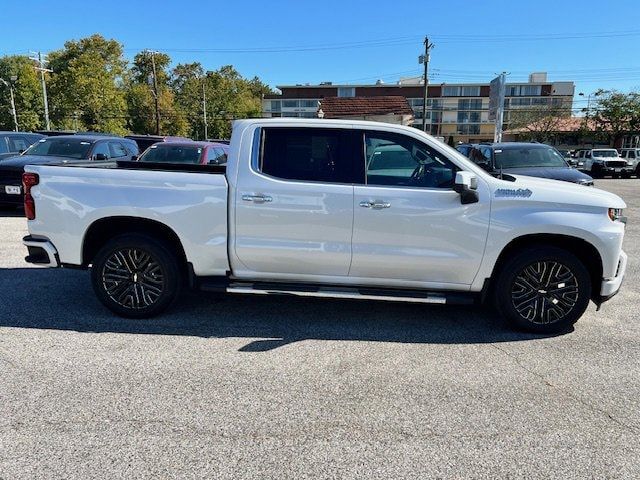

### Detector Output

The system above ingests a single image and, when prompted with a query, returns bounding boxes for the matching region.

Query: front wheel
[90,234,182,318]
[494,246,591,333]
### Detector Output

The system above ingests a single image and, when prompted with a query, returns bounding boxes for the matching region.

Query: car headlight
[627,161,634,166]
[608,208,626,223]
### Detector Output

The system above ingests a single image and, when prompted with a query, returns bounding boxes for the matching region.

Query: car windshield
[23,138,93,159]
[494,147,567,168]
[139,144,202,164]
[592,150,618,157]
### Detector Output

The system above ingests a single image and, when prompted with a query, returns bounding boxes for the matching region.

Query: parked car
[457,142,594,186]
[0,135,138,207]
[0,131,45,160]
[579,148,628,178]
[619,148,640,177]
[137,141,229,165]
[21,119,627,334]
[124,134,192,154]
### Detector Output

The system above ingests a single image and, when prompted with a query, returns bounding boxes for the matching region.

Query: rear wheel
[494,246,591,333]
[90,234,182,318]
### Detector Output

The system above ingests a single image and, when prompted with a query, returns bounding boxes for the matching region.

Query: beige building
[262,72,575,143]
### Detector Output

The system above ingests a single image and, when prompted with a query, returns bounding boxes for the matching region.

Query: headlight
[627,161,634,166]
[608,208,626,223]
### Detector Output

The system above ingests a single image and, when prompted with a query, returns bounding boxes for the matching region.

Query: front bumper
[600,250,627,300]
[23,235,60,267]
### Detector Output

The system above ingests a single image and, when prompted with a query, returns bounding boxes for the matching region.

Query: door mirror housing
[453,171,479,204]
[94,153,108,161]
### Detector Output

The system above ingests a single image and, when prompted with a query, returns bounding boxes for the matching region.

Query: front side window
[139,144,203,164]
[364,131,457,189]
[207,146,227,164]
[108,142,128,158]
[92,142,110,159]
[260,128,354,183]
[7,136,30,152]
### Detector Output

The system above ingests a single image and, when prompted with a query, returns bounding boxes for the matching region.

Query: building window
[457,111,481,124]
[428,99,442,108]
[283,100,299,108]
[552,98,563,106]
[457,124,480,135]
[458,99,482,110]
[506,85,542,96]
[338,87,355,97]
[300,99,319,108]
[461,86,480,96]
[270,100,281,112]
[443,86,459,97]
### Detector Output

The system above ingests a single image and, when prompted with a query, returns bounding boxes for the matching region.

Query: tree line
[0,34,272,139]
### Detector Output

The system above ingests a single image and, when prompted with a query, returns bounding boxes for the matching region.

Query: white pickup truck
[22,119,627,333]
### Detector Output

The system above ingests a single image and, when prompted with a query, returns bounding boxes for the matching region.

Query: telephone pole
[202,76,208,140]
[419,36,434,132]
[30,52,52,130]
[145,50,161,135]
[0,76,18,131]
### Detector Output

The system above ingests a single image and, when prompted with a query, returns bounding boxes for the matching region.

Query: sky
[2,0,640,114]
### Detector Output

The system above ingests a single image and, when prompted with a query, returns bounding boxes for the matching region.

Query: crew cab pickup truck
[22,119,628,333]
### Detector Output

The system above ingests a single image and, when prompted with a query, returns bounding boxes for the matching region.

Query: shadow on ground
[0,267,564,350]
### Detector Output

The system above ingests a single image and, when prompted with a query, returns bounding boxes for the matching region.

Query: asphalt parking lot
[1,179,639,479]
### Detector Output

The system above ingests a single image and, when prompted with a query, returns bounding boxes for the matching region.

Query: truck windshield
[139,144,202,164]
[592,150,618,157]
[23,138,92,159]
[494,147,567,168]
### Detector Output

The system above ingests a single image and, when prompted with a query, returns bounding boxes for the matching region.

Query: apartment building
[262,73,575,143]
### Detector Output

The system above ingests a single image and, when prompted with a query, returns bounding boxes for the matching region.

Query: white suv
[619,148,640,177]
[581,148,628,178]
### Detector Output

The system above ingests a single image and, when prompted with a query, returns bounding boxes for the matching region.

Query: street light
[0,76,19,132]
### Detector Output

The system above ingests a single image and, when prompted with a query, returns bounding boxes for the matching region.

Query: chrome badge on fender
[495,188,533,198]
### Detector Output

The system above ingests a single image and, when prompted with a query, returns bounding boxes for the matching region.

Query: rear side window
[260,128,355,183]
[108,142,128,158]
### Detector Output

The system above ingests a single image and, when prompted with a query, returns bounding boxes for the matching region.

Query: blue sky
[2,0,639,113]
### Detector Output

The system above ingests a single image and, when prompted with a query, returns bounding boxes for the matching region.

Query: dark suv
[0,132,45,160]
[456,142,594,186]
[0,135,138,207]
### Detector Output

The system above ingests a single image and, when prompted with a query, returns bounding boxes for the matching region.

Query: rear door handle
[359,201,391,209]
[242,194,273,203]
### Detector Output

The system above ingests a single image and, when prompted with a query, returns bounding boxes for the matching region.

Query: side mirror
[453,171,479,205]
[476,160,494,172]
[94,153,108,161]
[130,155,138,161]
[18,149,24,154]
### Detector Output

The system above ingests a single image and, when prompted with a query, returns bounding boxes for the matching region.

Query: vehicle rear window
[23,138,93,159]
[260,128,354,183]
[139,144,202,164]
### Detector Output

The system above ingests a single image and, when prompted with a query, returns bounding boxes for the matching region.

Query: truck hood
[0,155,78,171]
[503,166,593,184]
[491,174,626,209]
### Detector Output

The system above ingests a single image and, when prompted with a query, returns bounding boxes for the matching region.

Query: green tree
[126,51,188,136]
[0,55,43,131]
[173,64,272,139]
[47,34,128,134]
[591,90,640,146]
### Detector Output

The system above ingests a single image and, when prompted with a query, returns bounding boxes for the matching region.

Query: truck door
[350,129,491,287]
[234,127,359,277]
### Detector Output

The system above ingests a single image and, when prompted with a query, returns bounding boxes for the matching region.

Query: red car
[137,141,229,165]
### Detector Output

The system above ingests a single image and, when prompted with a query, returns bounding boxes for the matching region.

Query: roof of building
[318,96,414,118]
[506,116,600,134]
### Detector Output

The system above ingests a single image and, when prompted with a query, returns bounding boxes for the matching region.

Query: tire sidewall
[494,246,591,333]
[90,234,181,318]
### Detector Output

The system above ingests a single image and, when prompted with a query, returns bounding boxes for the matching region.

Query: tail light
[22,172,39,220]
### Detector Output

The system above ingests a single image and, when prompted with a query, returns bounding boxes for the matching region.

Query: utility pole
[419,36,434,132]
[202,77,208,140]
[145,50,161,135]
[30,52,52,130]
[0,76,18,131]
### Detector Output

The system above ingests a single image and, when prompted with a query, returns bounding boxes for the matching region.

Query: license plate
[4,186,21,195]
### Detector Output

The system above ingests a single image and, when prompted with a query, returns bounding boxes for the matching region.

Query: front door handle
[359,200,391,209]
[242,194,273,203]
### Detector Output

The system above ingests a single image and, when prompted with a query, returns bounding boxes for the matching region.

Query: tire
[90,234,182,318]
[494,246,591,333]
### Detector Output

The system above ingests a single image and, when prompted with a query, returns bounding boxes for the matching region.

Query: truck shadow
[0,268,565,351]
